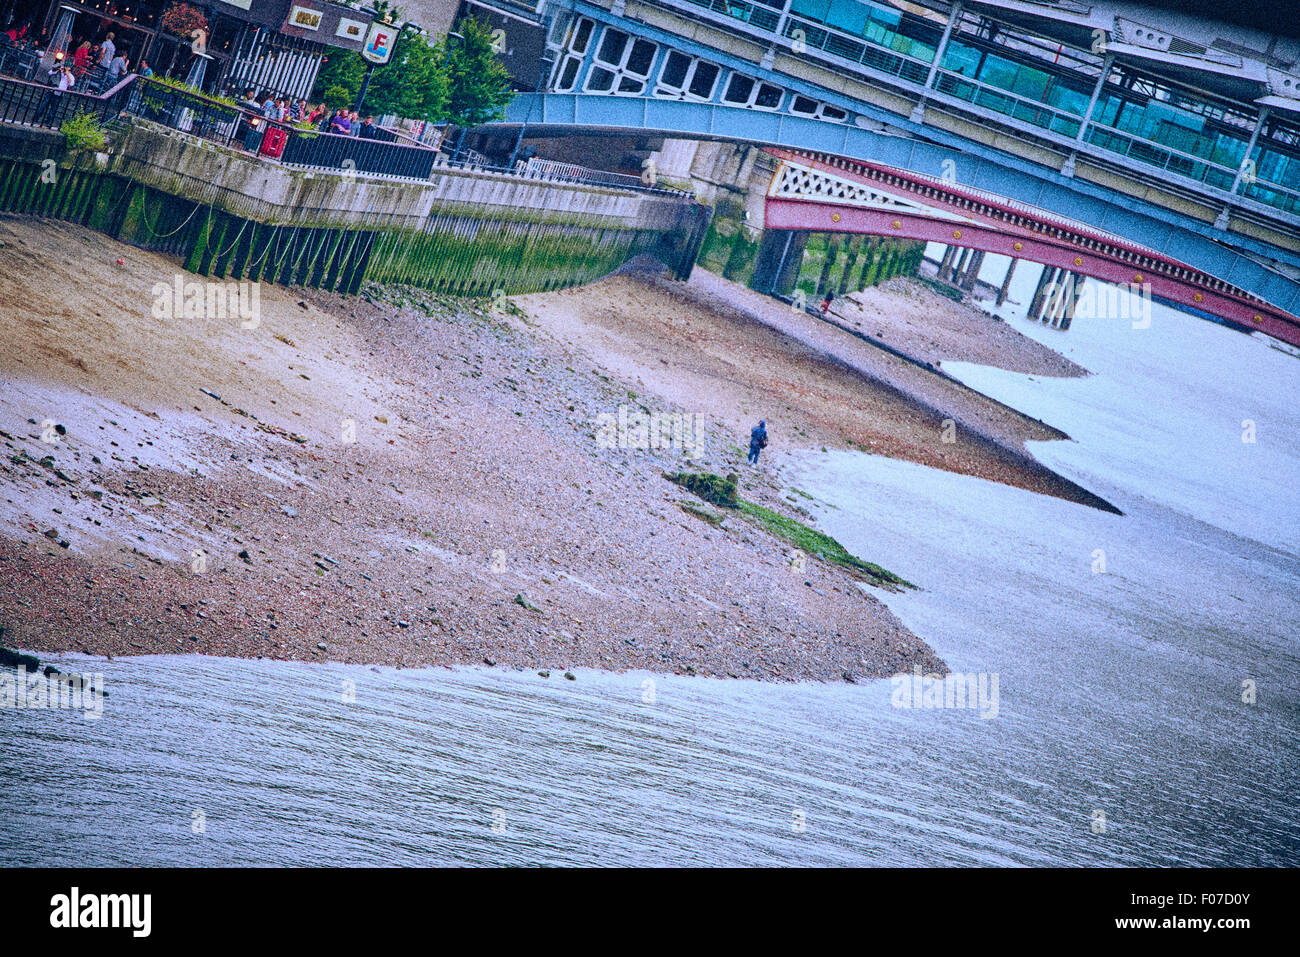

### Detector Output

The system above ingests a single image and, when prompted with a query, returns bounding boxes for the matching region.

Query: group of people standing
[236,88,382,138]
[66,31,148,90]
[3,23,146,94]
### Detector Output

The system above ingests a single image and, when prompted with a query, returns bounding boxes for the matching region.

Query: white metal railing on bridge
[519,157,666,191]
[633,0,1300,225]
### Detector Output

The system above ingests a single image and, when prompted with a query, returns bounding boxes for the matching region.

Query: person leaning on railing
[33,63,74,127]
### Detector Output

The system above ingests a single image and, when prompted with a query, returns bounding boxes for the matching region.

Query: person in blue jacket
[748,420,768,465]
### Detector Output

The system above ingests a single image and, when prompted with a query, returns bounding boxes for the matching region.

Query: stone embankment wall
[0,120,706,296]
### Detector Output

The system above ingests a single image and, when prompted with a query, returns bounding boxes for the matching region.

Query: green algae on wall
[697,199,760,285]
[0,150,697,297]
[792,233,925,300]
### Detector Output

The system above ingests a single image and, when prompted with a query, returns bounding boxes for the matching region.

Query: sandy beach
[0,215,1098,681]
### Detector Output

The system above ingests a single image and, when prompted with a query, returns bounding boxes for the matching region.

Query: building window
[551,16,595,93]
[791,94,819,115]
[724,72,784,110]
[584,28,658,95]
[724,74,755,104]
[654,50,720,102]
[790,93,848,121]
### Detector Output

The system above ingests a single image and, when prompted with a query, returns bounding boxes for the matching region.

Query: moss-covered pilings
[785,231,926,300]
[0,142,701,297]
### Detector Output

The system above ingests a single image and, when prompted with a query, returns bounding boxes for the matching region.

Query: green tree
[443,16,514,128]
[313,49,366,104]
[365,31,448,122]
[322,84,352,112]
[369,1,404,23]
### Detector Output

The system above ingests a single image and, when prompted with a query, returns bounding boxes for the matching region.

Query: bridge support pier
[1031,267,1083,328]
[839,235,865,295]
[951,247,971,284]
[1028,265,1056,321]
[752,229,806,296]
[958,250,985,291]
[855,236,880,290]
[1054,271,1083,330]
[996,258,1018,306]
[816,235,843,297]
[938,245,959,283]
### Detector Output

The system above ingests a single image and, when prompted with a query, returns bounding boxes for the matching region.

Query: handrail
[1083,119,1300,200]
[631,0,1300,217]
[0,70,687,196]
[442,154,694,197]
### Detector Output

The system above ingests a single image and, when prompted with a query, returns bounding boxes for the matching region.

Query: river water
[2,269,1297,866]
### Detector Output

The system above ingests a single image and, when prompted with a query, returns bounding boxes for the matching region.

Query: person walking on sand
[820,289,835,315]
[748,419,768,465]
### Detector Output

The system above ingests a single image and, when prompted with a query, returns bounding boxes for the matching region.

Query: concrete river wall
[0,119,707,296]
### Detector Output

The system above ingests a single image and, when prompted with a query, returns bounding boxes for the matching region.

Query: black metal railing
[0,69,134,131]
[125,79,246,146]
[0,43,41,81]
[0,71,688,195]
[280,127,441,180]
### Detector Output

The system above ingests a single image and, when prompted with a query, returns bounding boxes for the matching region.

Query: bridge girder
[761,149,1300,346]
[489,92,1300,332]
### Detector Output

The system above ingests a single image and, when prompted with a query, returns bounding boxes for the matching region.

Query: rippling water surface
[2,282,1297,866]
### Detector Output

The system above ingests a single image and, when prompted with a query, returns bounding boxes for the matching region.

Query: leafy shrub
[160,2,209,40]
[60,111,107,151]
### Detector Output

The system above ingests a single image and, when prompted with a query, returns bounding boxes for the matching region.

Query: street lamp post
[355,13,423,116]
[355,60,376,114]
[508,52,553,169]
[441,30,464,161]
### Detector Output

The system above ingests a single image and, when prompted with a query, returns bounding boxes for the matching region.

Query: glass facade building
[570,0,1300,219]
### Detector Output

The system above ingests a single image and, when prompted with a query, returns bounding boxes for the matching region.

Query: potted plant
[159,2,209,46]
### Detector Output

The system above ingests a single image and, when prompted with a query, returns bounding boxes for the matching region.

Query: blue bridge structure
[467,0,1300,339]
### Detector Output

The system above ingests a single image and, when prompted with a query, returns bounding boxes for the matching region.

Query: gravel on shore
[0,220,1106,680]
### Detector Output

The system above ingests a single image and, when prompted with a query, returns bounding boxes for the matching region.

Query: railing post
[1230,106,1269,196]
[911,0,962,123]
[1061,53,1113,177]
[1074,53,1113,146]
[774,0,791,44]
[1215,106,1270,228]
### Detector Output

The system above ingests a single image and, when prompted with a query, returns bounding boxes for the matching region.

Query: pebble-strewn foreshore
[0,219,1090,681]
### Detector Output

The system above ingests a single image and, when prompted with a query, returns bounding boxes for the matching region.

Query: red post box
[260,125,288,159]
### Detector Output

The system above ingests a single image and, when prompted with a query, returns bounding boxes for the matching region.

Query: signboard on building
[361,21,395,64]
[336,17,367,41]
[219,0,295,28]
[287,5,323,30]
[277,2,369,50]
